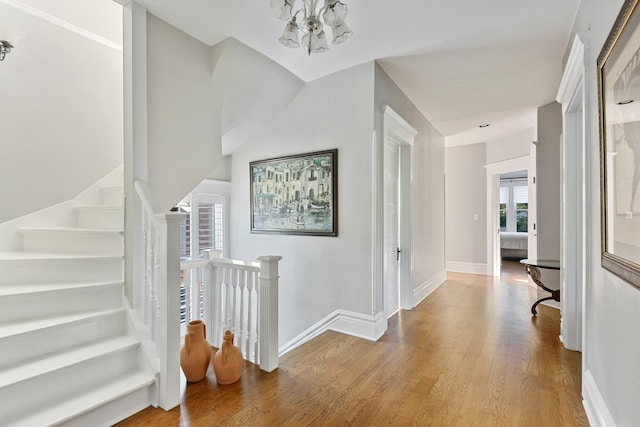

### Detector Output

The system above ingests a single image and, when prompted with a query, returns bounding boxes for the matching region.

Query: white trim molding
[583,370,615,427]
[377,106,417,316]
[446,261,488,275]
[382,105,418,142]
[413,270,447,306]
[555,33,587,353]
[279,310,386,357]
[556,35,585,104]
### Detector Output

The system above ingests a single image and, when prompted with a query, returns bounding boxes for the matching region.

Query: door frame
[377,106,416,317]
[556,34,587,352]
[485,152,537,277]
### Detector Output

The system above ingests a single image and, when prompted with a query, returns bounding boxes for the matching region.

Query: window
[500,179,528,233]
[177,193,227,259]
[499,186,508,231]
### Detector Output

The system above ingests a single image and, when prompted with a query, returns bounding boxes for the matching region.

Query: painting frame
[598,0,640,289]
[249,149,338,236]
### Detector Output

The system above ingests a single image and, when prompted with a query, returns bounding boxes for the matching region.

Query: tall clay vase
[213,330,243,385]
[180,320,212,382]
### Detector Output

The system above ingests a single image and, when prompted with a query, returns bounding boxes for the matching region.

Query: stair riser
[0,346,140,424]
[0,311,126,370]
[0,284,123,324]
[57,383,155,427]
[22,231,123,255]
[77,207,124,230]
[101,187,123,205]
[0,258,122,285]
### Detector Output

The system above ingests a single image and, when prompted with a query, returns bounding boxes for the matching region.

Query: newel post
[155,212,184,410]
[257,255,282,372]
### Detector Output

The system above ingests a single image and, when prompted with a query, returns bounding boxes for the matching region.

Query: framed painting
[599,0,640,288]
[250,149,338,236]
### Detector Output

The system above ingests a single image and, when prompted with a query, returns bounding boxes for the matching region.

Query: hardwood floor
[118,264,588,426]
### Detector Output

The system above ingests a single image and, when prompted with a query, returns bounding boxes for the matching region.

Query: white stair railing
[180,251,281,372]
[133,180,185,410]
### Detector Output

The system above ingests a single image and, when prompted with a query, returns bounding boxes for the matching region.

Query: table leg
[525,265,561,316]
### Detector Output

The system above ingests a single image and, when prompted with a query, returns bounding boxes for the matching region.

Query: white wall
[445,143,488,269]
[0,0,123,224]
[229,63,375,347]
[374,63,446,305]
[486,128,535,164]
[207,155,232,182]
[536,101,562,261]
[567,1,640,425]
[146,14,222,212]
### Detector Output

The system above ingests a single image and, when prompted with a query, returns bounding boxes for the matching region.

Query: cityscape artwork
[250,149,338,236]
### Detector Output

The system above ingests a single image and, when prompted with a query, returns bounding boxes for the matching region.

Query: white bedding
[500,232,528,250]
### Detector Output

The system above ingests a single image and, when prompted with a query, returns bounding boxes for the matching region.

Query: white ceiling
[133,0,581,144]
[2,0,581,145]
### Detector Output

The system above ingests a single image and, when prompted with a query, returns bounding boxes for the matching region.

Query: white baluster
[238,270,247,359]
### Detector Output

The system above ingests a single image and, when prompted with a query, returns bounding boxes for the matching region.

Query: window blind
[500,186,509,204]
[514,186,528,204]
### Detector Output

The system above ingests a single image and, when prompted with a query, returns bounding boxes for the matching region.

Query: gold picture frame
[599,0,640,288]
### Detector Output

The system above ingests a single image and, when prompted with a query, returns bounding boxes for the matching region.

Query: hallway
[118,268,587,426]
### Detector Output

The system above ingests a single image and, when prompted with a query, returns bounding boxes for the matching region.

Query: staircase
[0,185,156,426]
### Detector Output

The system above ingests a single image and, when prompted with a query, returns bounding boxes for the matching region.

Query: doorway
[485,151,537,277]
[384,140,401,318]
[381,106,416,320]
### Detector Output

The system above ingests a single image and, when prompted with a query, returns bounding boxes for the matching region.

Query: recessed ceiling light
[479,124,490,128]
[618,99,634,105]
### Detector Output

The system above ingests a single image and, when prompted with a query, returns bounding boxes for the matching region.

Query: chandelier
[270,0,352,55]
[0,41,13,61]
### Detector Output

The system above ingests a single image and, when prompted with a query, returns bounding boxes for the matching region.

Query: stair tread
[5,371,155,427]
[0,252,122,261]
[0,335,139,387]
[20,226,123,234]
[0,281,122,296]
[0,308,124,339]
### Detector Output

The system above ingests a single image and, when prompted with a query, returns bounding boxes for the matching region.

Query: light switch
[473,213,479,221]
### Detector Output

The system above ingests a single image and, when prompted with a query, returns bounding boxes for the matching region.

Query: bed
[500,232,528,259]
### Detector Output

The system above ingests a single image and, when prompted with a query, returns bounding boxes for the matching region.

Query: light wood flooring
[117,261,587,426]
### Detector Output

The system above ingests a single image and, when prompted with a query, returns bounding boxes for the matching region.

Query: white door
[384,140,401,318]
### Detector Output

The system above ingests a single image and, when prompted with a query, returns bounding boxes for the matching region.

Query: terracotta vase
[180,320,212,382]
[213,330,243,385]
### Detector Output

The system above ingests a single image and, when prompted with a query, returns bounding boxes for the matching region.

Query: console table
[519,259,561,316]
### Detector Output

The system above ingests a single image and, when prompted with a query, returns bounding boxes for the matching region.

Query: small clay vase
[180,320,212,382]
[213,330,243,384]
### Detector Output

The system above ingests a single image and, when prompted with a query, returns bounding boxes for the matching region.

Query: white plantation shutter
[213,202,224,252]
[178,193,226,259]
[178,204,191,258]
[195,201,224,254]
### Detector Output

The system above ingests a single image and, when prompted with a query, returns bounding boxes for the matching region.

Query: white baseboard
[446,261,488,275]
[279,310,386,357]
[583,369,615,427]
[414,270,447,307]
